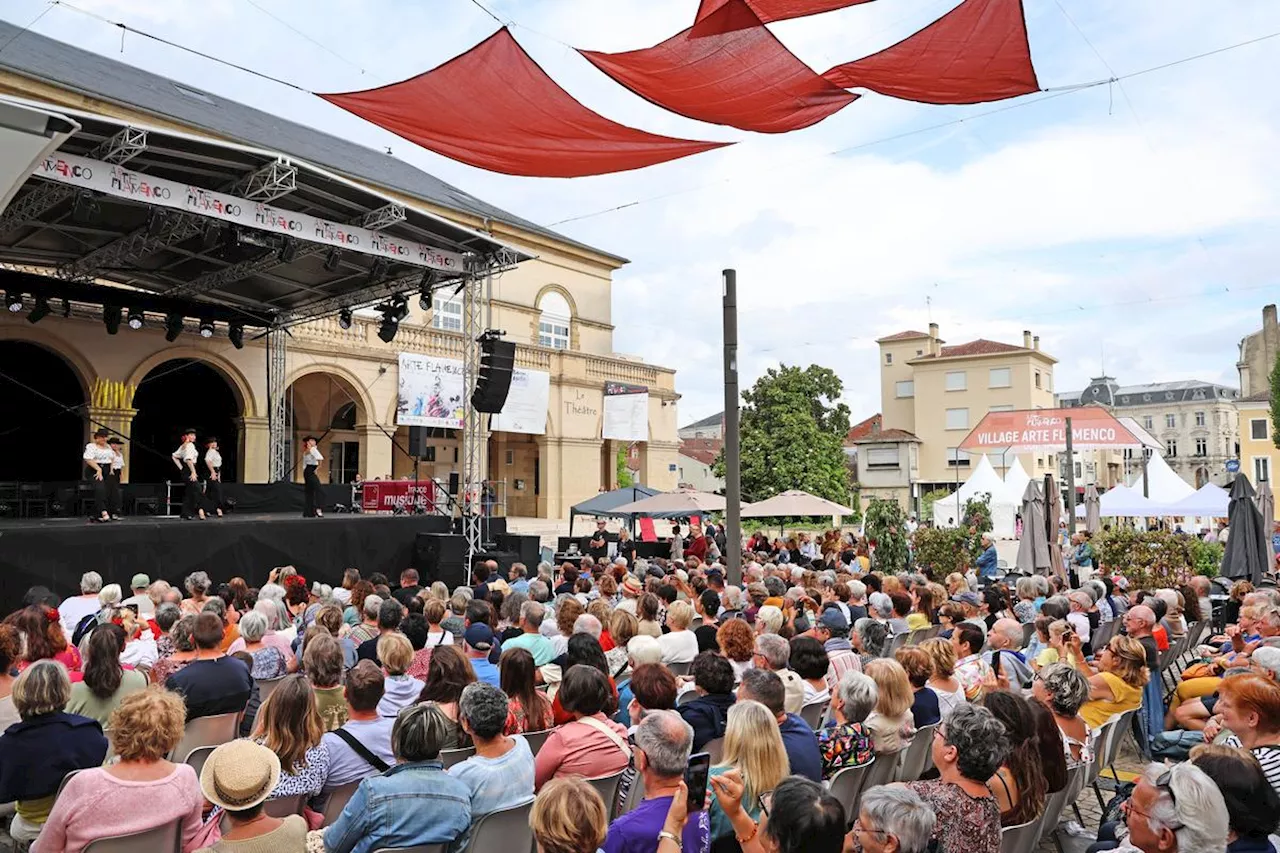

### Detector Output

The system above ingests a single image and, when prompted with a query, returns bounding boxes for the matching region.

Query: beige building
[876,324,1058,503]
[0,24,679,518]
[1237,306,1279,517]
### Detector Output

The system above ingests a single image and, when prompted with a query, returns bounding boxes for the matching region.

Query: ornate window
[537,291,571,350]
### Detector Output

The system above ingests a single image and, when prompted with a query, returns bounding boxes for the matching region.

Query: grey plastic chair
[668,661,692,676]
[521,729,553,756]
[440,746,477,769]
[264,794,305,817]
[1000,818,1040,853]
[170,711,241,762]
[183,745,217,778]
[861,747,904,792]
[1038,763,1083,852]
[83,818,183,853]
[461,797,535,853]
[827,761,875,826]
[586,770,626,820]
[894,723,938,782]
[256,676,286,707]
[321,779,363,825]
[799,700,829,730]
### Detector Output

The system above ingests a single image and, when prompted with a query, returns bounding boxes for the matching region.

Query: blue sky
[6,0,1280,425]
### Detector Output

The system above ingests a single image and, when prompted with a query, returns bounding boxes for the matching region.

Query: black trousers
[105,469,122,516]
[303,465,321,517]
[180,474,201,518]
[83,465,107,518]
[203,473,223,512]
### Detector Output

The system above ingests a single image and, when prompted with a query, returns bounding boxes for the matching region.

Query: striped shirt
[1224,738,1280,797]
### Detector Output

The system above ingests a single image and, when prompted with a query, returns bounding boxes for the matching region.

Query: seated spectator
[503,599,555,666]
[531,776,609,853]
[346,593,384,648]
[150,614,198,685]
[550,633,618,726]
[417,644,476,749]
[895,646,942,729]
[237,611,288,680]
[164,612,252,721]
[0,661,108,844]
[1216,673,1280,797]
[983,618,1034,688]
[854,786,937,853]
[398,613,433,680]
[357,599,403,665]
[717,618,757,682]
[852,617,889,667]
[0,624,19,734]
[421,598,455,655]
[603,710,710,853]
[251,673,329,801]
[900,704,1007,853]
[606,610,640,678]
[324,703,474,853]
[1027,701,1069,796]
[1188,743,1280,853]
[452,682,536,816]
[57,572,104,638]
[534,665,632,790]
[709,772,847,853]
[818,671,876,779]
[377,633,425,719]
[228,600,297,669]
[463,623,502,687]
[8,604,82,677]
[1032,663,1094,764]
[951,623,992,702]
[622,662,680,729]
[1122,762,1229,853]
[737,668,822,782]
[322,661,395,791]
[658,601,699,665]
[863,658,915,755]
[790,636,831,705]
[118,607,160,669]
[33,686,203,853]
[1073,635,1150,730]
[500,647,554,735]
[984,691,1045,827]
[615,635,665,722]
[66,623,147,728]
[707,699,788,843]
[753,633,806,715]
[195,740,308,852]
[695,589,722,652]
[304,632,347,731]
[678,651,737,752]
[342,580,375,627]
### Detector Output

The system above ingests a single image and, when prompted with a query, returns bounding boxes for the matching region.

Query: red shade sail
[319,29,731,178]
[823,0,1039,104]
[696,0,875,25]
[580,0,857,134]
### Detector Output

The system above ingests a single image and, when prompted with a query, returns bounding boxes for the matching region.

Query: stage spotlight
[324,248,342,272]
[146,207,168,236]
[164,313,183,342]
[368,257,389,284]
[27,295,50,324]
[338,308,353,330]
[5,291,22,312]
[391,296,409,322]
[418,289,432,311]
[377,304,400,343]
[72,191,100,224]
[103,304,122,335]
[277,239,298,264]
[229,322,244,349]
[199,318,214,338]
[127,308,144,330]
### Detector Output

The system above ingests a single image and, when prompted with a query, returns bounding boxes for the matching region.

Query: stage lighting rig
[229,322,244,349]
[72,191,100,224]
[368,257,389,284]
[324,248,342,272]
[127,308,144,330]
[164,313,184,342]
[103,305,122,335]
[199,319,214,338]
[277,239,298,264]
[338,308,353,330]
[377,312,399,343]
[5,291,22,312]
[27,295,50,324]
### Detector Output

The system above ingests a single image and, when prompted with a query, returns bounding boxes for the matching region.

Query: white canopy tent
[1073,483,1165,518]
[1001,458,1032,506]
[1167,482,1230,517]
[932,454,1020,537]
[1127,453,1196,505]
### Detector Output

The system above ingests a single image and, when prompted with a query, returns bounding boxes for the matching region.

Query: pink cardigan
[533,713,631,791]
[32,764,204,853]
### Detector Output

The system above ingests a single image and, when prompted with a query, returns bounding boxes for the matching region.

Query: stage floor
[0,511,450,611]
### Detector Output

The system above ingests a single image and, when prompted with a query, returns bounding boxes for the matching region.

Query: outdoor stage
[0,511,450,611]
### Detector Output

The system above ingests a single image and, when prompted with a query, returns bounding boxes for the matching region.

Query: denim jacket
[323,760,473,853]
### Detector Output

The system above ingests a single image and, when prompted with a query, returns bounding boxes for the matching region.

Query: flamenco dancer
[81,428,114,523]
[172,427,205,520]
[203,436,224,518]
[301,435,324,518]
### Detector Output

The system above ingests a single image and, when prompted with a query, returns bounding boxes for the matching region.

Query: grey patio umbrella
[1044,474,1065,579]
[1257,480,1276,569]
[1084,483,1102,535]
[1222,475,1270,583]
[1015,480,1050,574]
[611,489,729,516]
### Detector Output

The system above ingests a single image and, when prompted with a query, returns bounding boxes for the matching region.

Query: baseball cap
[951,591,981,607]
[130,573,151,590]
[463,623,494,651]
[819,607,849,631]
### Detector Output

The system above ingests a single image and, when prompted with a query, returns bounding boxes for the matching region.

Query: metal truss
[235,159,297,202]
[358,203,405,230]
[267,327,289,482]
[460,269,486,563]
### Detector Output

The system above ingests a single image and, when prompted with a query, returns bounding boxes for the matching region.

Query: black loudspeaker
[448,472,460,496]
[472,550,520,574]
[471,338,516,412]
[414,533,467,589]
[495,533,541,567]
[408,427,428,457]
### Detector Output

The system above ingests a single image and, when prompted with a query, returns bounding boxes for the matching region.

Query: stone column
[357,423,394,481]
[238,415,271,482]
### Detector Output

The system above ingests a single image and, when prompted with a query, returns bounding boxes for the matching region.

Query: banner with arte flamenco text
[396,353,465,428]
[602,382,649,442]
[490,368,550,435]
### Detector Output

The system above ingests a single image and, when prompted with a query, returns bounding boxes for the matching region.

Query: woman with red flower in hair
[3,605,83,680]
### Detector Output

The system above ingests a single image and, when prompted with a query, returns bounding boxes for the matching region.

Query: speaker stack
[413,532,467,589]
[495,533,541,567]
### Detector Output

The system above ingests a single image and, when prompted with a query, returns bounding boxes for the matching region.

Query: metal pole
[1142,452,1150,498]
[722,269,742,586]
[1065,417,1077,532]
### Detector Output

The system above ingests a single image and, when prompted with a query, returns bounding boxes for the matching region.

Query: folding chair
[1091,710,1135,812]
[83,818,183,853]
[895,724,937,782]
[461,798,535,853]
[521,729,553,756]
[1038,763,1083,853]
[1000,817,1040,853]
[320,779,363,826]
[862,747,904,792]
[170,711,241,763]
[667,661,692,676]
[828,761,875,826]
[256,676,286,707]
[183,745,217,778]
[440,746,476,769]
[586,770,626,820]
[800,700,829,730]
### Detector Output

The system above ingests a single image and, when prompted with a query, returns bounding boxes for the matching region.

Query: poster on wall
[602,382,649,442]
[490,368,550,435]
[397,353,465,428]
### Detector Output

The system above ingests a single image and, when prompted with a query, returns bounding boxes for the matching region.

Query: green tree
[616,446,634,488]
[1271,350,1280,449]
[864,497,908,574]
[714,364,852,504]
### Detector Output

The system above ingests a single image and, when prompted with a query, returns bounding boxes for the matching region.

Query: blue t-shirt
[778,713,823,782]
[910,687,942,729]
[469,656,502,687]
[448,737,535,817]
[603,795,710,853]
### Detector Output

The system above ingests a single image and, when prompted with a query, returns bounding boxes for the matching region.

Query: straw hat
[199,740,281,812]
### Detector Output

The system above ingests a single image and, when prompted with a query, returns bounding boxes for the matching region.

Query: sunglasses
[1125,769,1184,831]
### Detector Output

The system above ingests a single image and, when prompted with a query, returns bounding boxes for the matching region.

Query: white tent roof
[1127,453,1196,503]
[1166,482,1230,517]
[958,454,1007,504]
[1074,483,1165,517]
[1001,458,1032,505]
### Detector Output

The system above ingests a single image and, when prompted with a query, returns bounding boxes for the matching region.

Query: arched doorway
[0,341,86,481]
[285,372,367,483]
[131,359,240,484]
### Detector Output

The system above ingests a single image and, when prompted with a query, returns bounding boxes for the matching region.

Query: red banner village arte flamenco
[959,407,1146,453]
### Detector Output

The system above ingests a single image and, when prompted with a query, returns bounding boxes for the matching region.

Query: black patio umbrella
[1222,475,1271,583]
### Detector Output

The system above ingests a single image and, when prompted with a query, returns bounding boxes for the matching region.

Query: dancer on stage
[82,428,114,523]
[172,427,205,520]
[301,435,323,518]
[106,435,124,520]
[203,436,224,518]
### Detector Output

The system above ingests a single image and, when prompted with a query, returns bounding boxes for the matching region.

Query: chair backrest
[703,737,725,765]
[256,676,286,706]
[462,798,535,853]
[1037,763,1083,841]
[1000,817,1040,853]
[888,633,910,655]
[618,770,646,817]
[587,771,625,820]
[862,747,903,791]
[83,818,183,853]
[828,761,875,823]
[1022,623,1036,647]
[264,794,305,818]
[676,689,697,708]
[321,779,364,826]
[668,661,692,676]
[799,700,829,730]
[1100,710,1135,768]
[55,768,85,804]
[440,746,477,769]
[170,711,241,762]
[895,723,938,782]
[521,729,553,756]
[183,745,217,778]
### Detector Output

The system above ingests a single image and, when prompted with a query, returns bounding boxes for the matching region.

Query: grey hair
[1015,577,1037,599]
[147,580,171,605]
[943,704,1011,782]
[574,614,603,639]
[1142,762,1229,853]
[536,561,553,580]
[363,594,384,620]
[1083,580,1105,603]
[520,599,546,629]
[429,581,449,600]
[154,602,182,632]
[500,591,528,625]
[170,615,198,652]
[257,583,285,604]
[1044,594,1071,615]
[755,633,790,670]
[723,586,744,610]
[98,584,122,607]
[634,559,649,575]
[239,610,269,643]
[993,619,1023,648]
[1252,646,1280,679]
[836,671,878,723]
[80,571,103,594]
[755,605,783,634]
[201,597,226,618]
[1039,663,1091,716]
[627,635,663,667]
[184,571,211,596]
[847,580,867,602]
[450,589,472,614]
[458,682,510,740]
[251,600,280,631]
[392,701,452,762]
[859,786,936,853]
[1259,609,1280,633]
[869,592,893,619]
[854,617,888,657]
[1032,575,1051,597]
[634,710,694,778]
[528,579,549,602]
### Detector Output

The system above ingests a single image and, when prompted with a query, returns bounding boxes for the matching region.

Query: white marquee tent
[1166,482,1230,517]
[1001,457,1032,506]
[1127,453,1196,505]
[932,454,1020,537]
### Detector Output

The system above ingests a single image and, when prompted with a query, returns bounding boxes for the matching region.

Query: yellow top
[1080,670,1143,730]
[16,793,55,824]
[906,613,932,632]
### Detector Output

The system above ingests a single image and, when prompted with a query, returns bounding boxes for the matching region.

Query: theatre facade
[0,23,678,519]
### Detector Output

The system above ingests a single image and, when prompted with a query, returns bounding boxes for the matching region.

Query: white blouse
[111,450,124,471]
[82,443,114,465]
[303,447,323,466]
[173,441,197,463]
[205,448,223,469]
